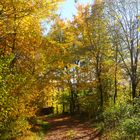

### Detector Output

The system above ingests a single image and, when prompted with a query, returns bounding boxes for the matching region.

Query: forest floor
[43,115,100,140]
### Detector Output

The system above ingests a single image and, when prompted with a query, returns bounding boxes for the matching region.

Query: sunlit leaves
[0,0,63,139]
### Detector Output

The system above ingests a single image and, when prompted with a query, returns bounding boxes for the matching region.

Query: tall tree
[72,3,113,113]
[106,0,140,99]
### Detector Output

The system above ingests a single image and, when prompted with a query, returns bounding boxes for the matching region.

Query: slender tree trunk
[70,88,75,115]
[114,73,117,104]
[56,105,58,114]
[114,45,118,104]
[96,54,104,112]
[62,103,65,114]
[98,76,103,112]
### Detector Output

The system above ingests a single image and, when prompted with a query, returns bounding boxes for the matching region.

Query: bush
[103,98,140,139]
[121,117,140,136]
[0,117,31,140]
[0,55,37,139]
[103,103,131,129]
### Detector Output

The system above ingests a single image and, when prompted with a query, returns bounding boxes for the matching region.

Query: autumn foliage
[0,0,140,140]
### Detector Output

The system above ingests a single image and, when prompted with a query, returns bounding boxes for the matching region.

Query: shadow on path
[44,115,100,140]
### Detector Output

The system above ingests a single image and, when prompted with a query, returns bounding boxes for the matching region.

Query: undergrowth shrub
[103,98,140,140]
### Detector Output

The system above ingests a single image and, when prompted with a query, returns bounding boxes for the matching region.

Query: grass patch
[66,129,76,140]
[31,118,51,133]
[16,131,44,140]
[16,117,51,140]
[91,122,104,131]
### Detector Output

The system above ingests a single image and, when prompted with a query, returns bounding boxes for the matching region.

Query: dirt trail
[44,115,100,140]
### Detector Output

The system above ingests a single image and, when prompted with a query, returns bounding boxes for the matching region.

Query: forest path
[44,115,100,140]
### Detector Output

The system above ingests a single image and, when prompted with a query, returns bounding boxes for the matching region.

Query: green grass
[31,118,51,133]
[16,131,45,140]
[66,129,76,140]
[26,117,51,140]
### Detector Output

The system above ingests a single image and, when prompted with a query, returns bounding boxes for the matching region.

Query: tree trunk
[62,103,65,114]
[114,45,118,104]
[70,88,75,115]
[132,80,137,99]
[99,79,103,112]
